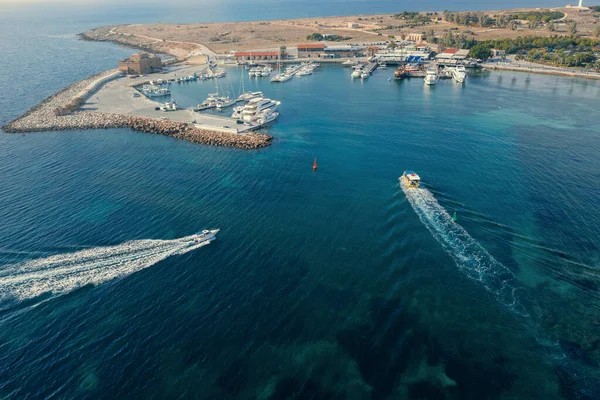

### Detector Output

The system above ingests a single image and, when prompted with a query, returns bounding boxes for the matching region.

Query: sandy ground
[82,7,599,58]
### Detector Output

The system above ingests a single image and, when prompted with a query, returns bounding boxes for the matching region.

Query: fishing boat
[192,229,220,243]
[400,170,421,189]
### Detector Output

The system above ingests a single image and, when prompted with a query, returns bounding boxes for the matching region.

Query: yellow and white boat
[400,170,421,189]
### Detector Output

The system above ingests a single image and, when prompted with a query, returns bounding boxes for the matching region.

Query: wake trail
[0,234,212,304]
[400,180,526,315]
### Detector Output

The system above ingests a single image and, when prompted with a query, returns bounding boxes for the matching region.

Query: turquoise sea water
[1,2,600,399]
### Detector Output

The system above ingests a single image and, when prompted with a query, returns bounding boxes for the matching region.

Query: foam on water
[400,179,526,315]
[0,234,212,303]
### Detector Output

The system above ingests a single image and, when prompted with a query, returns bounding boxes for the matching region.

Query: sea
[1,1,599,399]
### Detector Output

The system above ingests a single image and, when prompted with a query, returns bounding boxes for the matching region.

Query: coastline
[2,68,272,150]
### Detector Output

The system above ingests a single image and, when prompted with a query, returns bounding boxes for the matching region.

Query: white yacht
[159,99,178,111]
[271,73,292,82]
[424,69,439,85]
[452,65,467,83]
[360,71,370,79]
[255,109,280,125]
[236,97,281,122]
[342,59,358,67]
[237,91,264,102]
[351,69,362,79]
[216,98,236,110]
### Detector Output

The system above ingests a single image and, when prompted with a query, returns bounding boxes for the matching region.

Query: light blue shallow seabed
[0,1,599,399]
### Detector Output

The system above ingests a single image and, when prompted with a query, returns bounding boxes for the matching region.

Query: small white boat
[216,98,236,110]
[424,69,439,85]
[255,109,279,126]
[342,59,358,67]
[360,71,369,79]
[271,73,292,83]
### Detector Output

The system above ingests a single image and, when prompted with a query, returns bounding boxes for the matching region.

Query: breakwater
[2,70,272,150]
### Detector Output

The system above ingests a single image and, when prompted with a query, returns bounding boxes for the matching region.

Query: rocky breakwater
[2,71,272,150]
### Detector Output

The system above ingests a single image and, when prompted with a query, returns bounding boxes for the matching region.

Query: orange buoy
[313,158,317,170]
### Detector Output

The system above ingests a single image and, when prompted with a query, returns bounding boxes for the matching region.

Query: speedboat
[424,69,439,85]
[452,65,467,83]
[400,170,421,189]
[193,229,220,243]
[360,71,369,79]
[342,59,358,67]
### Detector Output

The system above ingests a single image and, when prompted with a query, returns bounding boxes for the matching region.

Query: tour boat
[400,170,421,189]
[394,66,406,80]
[424,69,439,85]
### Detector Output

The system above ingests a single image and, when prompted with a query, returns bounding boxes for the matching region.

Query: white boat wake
[0,233,215,304]
[400,180,526,315]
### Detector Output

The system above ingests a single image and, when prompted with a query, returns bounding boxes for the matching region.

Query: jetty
[2,66,273,149]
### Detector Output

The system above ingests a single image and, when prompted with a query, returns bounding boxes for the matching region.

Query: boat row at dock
[137,66,227,98]
[347,60,468,84]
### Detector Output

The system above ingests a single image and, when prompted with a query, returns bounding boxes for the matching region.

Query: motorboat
[237,91,263,102]
[255,109,279,125]
[400,170,421,189]
[271,73,292,82]
[360,71,369,79]
[159,99,178,111]
[452,65,467,83]
[342,59,358,67]
[193,229,220,243]
[424,69,439,85]
[351,69,362,79]
[236,97,281,121]
[141,85,170,97]
[216,97,236,110]
[439,69,453,79]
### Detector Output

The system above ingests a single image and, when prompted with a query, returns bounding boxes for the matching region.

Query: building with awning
[435,48,470,65]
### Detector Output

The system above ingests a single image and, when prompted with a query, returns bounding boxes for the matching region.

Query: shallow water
[1,2,600,399]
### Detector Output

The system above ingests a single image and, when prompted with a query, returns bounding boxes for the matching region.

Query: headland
[4,6,600,148]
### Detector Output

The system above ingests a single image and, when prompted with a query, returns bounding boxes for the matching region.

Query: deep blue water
[1,2,600,399]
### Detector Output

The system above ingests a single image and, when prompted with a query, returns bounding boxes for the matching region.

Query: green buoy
[451,211,457,223]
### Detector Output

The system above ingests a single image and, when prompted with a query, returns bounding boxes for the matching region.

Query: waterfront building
[297,44,326,58]
[435,48,470,65]
[118,53,162,75]
[233,49,283,61]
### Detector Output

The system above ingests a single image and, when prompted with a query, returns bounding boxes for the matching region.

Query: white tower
[578,0,583,7]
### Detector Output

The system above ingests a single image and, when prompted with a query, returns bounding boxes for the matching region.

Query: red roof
[297,44,325,50]
[367,46,380,50]
[442,48,458,54]
[234,51,279,57]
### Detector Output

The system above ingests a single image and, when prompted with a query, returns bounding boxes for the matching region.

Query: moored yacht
[255,109,279,125]
[237,91,264,102]
[351,68,362,79]
[236,97,281,121]
[424,69,439,85]
[271,73,292,82]
[452,65,467,83]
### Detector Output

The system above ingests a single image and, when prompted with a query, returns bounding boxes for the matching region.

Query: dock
[363,62,378,75]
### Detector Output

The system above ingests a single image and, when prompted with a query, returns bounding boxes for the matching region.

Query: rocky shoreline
[2,70,273,150]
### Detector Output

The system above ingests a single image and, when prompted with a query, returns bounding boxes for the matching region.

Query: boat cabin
[403,170,421,188]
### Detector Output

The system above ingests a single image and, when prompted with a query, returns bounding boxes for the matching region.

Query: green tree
[468,44,492,60]
[594,26,600,38]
